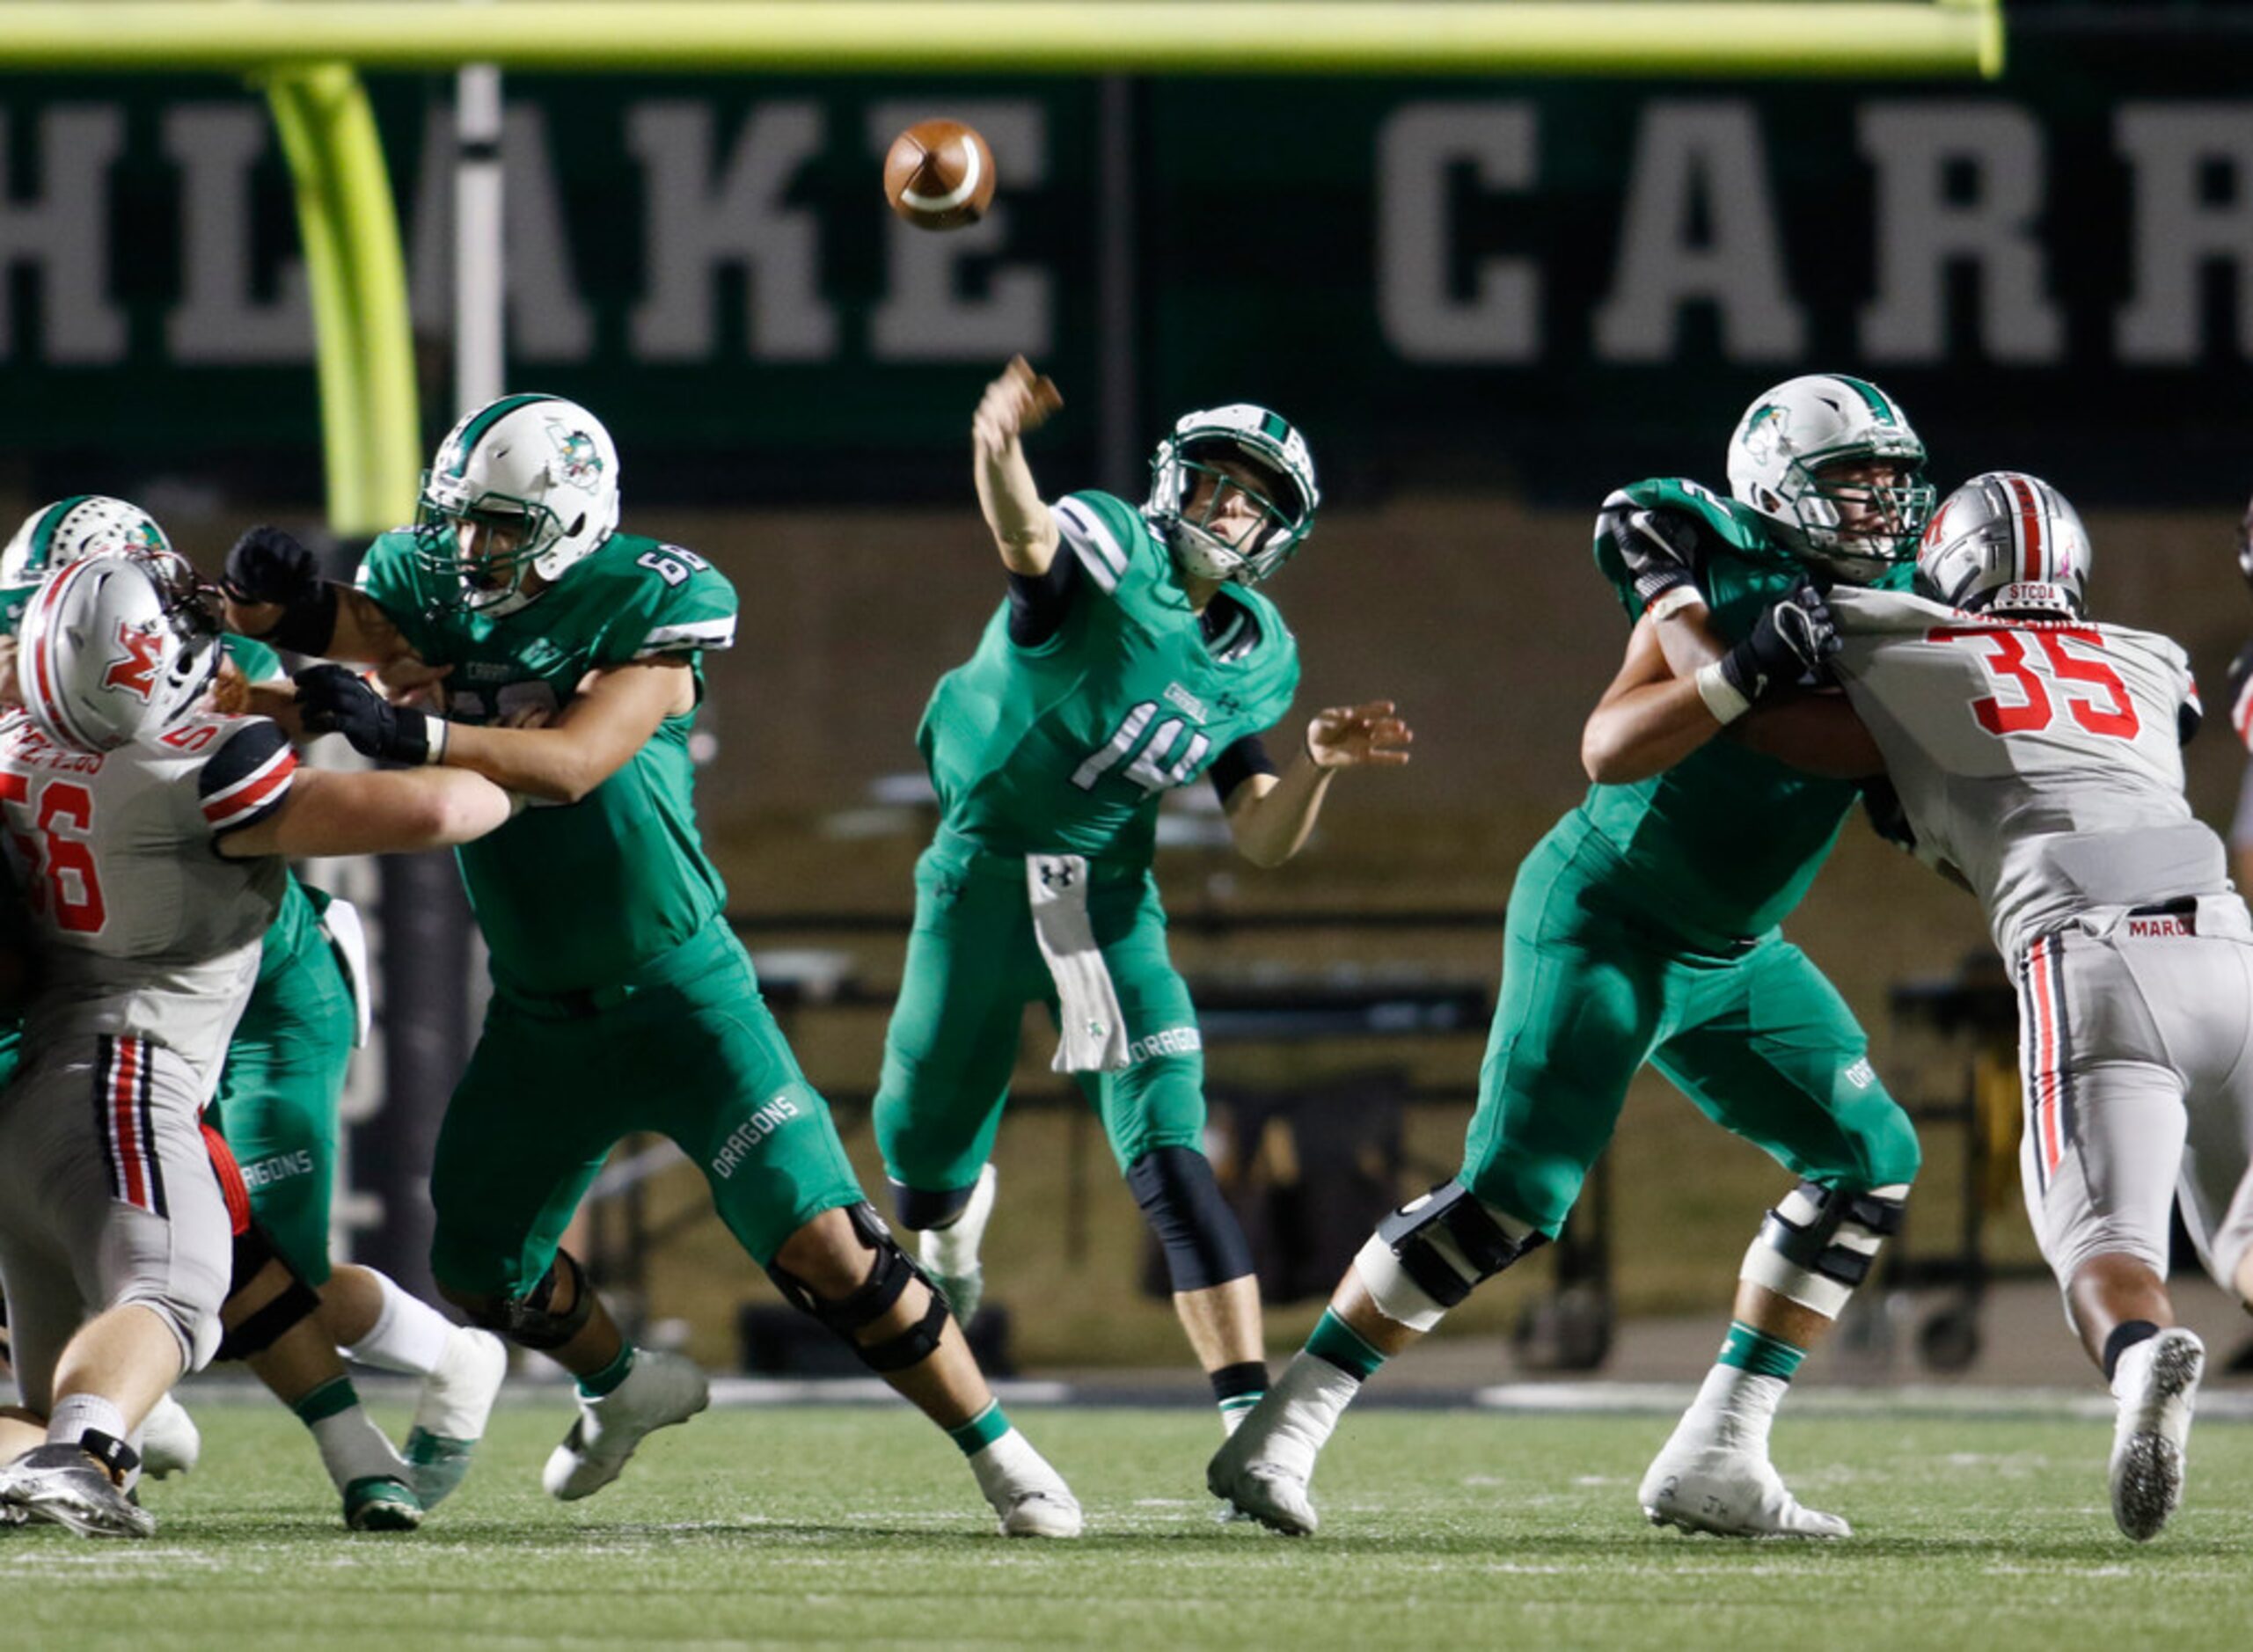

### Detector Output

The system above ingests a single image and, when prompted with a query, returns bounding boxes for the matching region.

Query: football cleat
[0,1443,157,1539]
[2109,1327,2204,1542]
[343,1475,425,1532]
[403,1327,508,1509]
[966,1429,1083,1539]
[541,1348,709,1502]
[921,1163,998,1326]
[1207,1410,1320,1537]
[137,1394,201,1480]
[1639,1446,1850,1539]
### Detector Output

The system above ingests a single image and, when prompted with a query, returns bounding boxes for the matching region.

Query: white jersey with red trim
[1830,586,2225,959]
[0,706,294,1090]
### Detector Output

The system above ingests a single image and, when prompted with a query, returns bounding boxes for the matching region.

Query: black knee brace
[1125,1146,1255,1292]
[766,1203,952,1373]
[215,1223,322,1362]
[890,1176,977,1234]
[468,1249,597,1352]
[1745,1181,1909,1317]
[1372,1180,1546,1311]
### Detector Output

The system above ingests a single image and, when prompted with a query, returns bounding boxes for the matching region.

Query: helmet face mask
[413,394,619,615]
[1727,376,1935,583]
[1145,405,1319,586]
[18,549,224,753]
[1915,471,2090,622]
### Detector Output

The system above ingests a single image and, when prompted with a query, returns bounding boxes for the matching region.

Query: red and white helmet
[1917,471,2090,620]
[18,550,223,752]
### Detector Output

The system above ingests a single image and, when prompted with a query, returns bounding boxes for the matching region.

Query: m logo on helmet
[102,620,164,703]
[548,423,603,487]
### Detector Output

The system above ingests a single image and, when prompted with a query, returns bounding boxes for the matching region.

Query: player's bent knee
[1125,1145,1255,1291]
[1740,1180,1908,1319]
[1355,1180,1545,1333]
[766,1202,951,1374]
[890,1176,976,1234]
[472,1249,597,1351]
[212,1224,318,1364]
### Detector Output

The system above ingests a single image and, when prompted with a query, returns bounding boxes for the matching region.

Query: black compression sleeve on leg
[1126,1145,1256,1292]
[2103,1319,2162,1383]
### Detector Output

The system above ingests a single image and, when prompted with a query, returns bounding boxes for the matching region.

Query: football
[882,119,998,231]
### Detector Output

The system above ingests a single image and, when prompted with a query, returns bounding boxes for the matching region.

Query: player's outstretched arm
[221,525,416,667]
[1581,615,1733,783]
[216,764,515,860]
[1224,700,1413,868]
[973,355,1064,574]
[295,656,693,804]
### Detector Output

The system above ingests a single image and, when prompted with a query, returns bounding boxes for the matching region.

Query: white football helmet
[1,495,173,592]
[1144,404,1319,585]
[414,392,620,614]
[18,549,224,753]
[1917,471,2090,621]
[1726,374,1935,583]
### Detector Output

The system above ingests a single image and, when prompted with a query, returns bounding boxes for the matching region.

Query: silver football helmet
[1144,403,1319,585]
[17,549,224,752]
[1,496,172,591]
[414,392,620,615]
[1726,374,1935,583]
[1917,471,2090,621]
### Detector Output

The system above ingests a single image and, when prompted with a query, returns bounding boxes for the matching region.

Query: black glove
[1601,500,1704,610]
[1719,579,1840,705]
[294,663,439,766]
[223,524,320,608]
[1859,775,1917,854]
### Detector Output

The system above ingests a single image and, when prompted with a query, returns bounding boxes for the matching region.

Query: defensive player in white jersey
[1818,472,2250,1541]
[0,551,513,1537]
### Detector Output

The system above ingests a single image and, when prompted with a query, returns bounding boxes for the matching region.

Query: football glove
[1600,498,1704,610]
[223,524,320,607]
[295,663,444,766]
[1717,578,1840,706]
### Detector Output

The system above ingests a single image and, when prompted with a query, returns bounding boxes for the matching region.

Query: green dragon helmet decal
[2,495,173,592]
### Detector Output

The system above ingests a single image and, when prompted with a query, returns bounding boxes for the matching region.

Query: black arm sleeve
[1006,550,1084,647]
[1208,734,1279,806]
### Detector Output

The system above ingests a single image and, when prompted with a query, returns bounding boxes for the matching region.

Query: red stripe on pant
[200,1122,252,1237]
[111,1036,150,1211]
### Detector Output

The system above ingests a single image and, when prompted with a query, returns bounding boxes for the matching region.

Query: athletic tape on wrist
[424,718,450,765]
[1694,659,1750,726]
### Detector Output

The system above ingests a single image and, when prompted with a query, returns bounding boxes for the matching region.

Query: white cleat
[404,1327,509,1509]
[0,1444,157,1539]
[920,1164,998,1326]
[138,1395,201,1480]
[2109,1327,2204,1542]
[967,1427,1083,1539]
[541,1348,709,1502]
[1207,1404,1320,1537]
[1639,1447,1851,1539]
[995,1487,1085,1539]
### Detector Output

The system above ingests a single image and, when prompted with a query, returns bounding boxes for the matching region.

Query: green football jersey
[1580,477,1905,943]
[919,489,1301,864]
[357,529,737,994]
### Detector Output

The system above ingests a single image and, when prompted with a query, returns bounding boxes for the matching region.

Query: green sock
[1306,1308,1387,1383]
[290,1375,360,1427]
[577,1343,637,1399]
[1717,1319,1807,1382]
[945,1400,1012,1458]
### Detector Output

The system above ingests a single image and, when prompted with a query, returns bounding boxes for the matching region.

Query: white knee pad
[1352,1233,1452,1333]
[1739,1181,1910,1319]
[1354,1182,1541,1333]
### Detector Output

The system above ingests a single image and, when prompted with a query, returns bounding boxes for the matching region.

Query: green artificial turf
[6,1401,2249,1649]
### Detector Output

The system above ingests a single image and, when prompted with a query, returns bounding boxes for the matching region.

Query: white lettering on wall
[165,105,310,363]
[1376,103,1540,363]
[0,106,127,363]
[2116,102,2253,363]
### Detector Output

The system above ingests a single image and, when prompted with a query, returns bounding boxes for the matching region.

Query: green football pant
[208,935,357,1286]
[1462,824,1921,1233]
[874,843,1208,1197]
[428,921,865,1297]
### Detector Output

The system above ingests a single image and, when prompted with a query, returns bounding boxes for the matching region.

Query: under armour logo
[102,620,164,702]
[1040,862,1077,889]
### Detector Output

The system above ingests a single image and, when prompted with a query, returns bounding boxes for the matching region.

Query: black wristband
[263,580,340,656]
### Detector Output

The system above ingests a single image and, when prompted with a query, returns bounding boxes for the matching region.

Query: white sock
[309,1406,407,1492]
[1670,1365,1788,1456]
[1255,1350,1364,1480]
[925,1220,980,1276]
[48,1393,127,1452]
[342,1271,455,1377]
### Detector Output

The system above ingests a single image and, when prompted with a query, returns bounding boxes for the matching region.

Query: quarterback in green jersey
[876,357,1411,1447]
[1215,375,1935,1540]
[222,394,1081,1537]
[0,497,507,1532]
